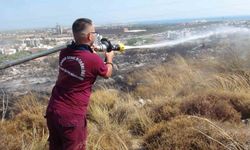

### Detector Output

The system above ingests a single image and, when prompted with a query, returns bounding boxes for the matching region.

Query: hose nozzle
[95,38,125,53]
[112,43,125,53]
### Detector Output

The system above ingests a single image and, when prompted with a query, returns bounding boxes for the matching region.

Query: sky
[1,0,250,31]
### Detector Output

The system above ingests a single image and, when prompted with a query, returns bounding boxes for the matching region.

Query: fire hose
[0,38,125,70]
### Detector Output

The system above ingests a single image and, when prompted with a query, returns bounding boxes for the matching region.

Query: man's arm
[104,51,114,78]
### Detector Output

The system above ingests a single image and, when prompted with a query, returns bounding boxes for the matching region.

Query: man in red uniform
[45,18,114,150]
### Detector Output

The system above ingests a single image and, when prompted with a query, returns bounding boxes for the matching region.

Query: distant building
[193,20,208,23]
[4,49,17,55]
[124,28,146,33]
[0,49,3,54]
[17,43,27,52]
[23,38,41,47]
[167,31,178,39]
[123,28,129,32]
[56,25,63,35]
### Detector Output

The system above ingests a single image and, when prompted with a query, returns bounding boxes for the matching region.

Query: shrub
[0,93,48,150]
[180,91,241,122]
[143,116,247,150]
[147,99,181,123]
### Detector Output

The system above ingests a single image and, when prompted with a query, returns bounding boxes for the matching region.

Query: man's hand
[105,51,114,63]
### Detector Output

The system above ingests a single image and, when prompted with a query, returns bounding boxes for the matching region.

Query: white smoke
[125,27,250,49]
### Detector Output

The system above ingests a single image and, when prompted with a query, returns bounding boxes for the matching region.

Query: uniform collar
[67,41,93,53]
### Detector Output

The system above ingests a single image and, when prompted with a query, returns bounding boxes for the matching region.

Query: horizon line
[1,15,250,32]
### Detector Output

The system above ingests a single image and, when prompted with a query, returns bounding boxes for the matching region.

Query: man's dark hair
[72,18,92,34]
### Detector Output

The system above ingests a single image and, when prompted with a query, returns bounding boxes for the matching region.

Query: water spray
[125,27,250,49]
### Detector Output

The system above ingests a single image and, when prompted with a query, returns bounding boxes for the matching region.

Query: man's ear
[87,33,91,41]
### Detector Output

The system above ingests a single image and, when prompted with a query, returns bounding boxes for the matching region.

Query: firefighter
[45,18,114,150]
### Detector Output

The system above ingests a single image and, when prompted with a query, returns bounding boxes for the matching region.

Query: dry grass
[143,116,248,150]
[87,122,131,150]
[146,98,181,123]
[0,93,48,150]
[87,90,133,150]
[127,55,199,99]
[180,91,242,122]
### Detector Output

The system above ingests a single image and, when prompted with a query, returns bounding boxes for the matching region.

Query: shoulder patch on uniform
[59,56,85,80]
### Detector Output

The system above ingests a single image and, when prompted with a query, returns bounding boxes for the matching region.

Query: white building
[167,31,178,39]
[0,49,4,54]
[24,38,41,47]
[124,28,146,33]
[4,49,17,55]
